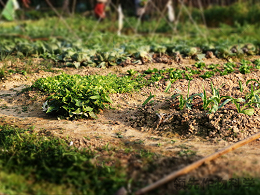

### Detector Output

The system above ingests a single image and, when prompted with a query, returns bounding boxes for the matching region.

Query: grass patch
[0,125,126,195]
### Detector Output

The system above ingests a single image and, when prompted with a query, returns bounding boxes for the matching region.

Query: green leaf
[241,108,254,116]
[238,80,243,92]
[89,95,100,100]
[75,99,82,107]
[142,92,155,106]
[88,112,98,119]
[236,98,245,103]
[104,96,113,103]
[46,105,57,113]
[254,95,260,108]
[218,98,231,109]
[164,81,171,93]
[209,99,219,113]
[172,93,181,99]
[83,106,93,112]
[73,62,81,69]
[72,108,82,114]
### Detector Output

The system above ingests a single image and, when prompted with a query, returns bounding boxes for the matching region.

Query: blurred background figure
[167,0,175,22]
[1,0,30,21]
[22,0,30,8]
[135,0,147,18]
[94,0,107,19]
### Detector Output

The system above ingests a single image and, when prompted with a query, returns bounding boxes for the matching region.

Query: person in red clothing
[22,0,31,8]
[94,0,107,19]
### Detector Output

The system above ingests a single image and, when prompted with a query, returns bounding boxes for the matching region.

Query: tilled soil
[1,57,260,194]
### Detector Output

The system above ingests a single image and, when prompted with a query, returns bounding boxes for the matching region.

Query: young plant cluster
[32,73,147,119]
[171,79,260,116]
[143,59,260,83]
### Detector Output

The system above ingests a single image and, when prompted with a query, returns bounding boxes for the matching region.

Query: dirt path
[1,58,260,193]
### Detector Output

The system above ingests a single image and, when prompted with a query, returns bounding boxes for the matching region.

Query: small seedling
[230,97,254,116]
[170,140,176,144]
[172,80,200,110]
[127,69,137,76]
[199,83,231,113]
[164,80,171,93]
[84,136,91,140]
[239,59,253,74]
[194,61,206,69]
[178,149,197,157]
[134,140,144,144]
[238,80,243,92]
[142,92,155,106]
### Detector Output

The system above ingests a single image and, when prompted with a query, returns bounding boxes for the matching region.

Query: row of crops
[29,57,260,119]
[140,59,260,80]
[1,38,260,68]
[1,16,260,68]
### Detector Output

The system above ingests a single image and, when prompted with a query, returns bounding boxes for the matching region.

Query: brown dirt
[1,56,260,194]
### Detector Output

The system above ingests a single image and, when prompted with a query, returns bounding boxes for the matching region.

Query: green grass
[0,125,126,195]
[0,125,260,195]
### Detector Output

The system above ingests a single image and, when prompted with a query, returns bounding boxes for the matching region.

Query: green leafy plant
[253,59,260,69]
[238,80,244,92]
[32,73,146,119]
[164,81,171,93]
[199,70,215,79]
[239,59,253,74]
[0,125,126,195]
[184,72,193,80]
[230,97,255,116]
[245,79,260,108]
[220,62,236,75]
[194,61,206,69]
[199,83,231,113]
[169,69,185,80]
[150,72,164,82]
[199,85,217,112]
[144,68,158,74]
[127,69,137,76]
[172,81,200,110]
[207,63,219,71]
[186,67,200,75]
[142,92,155,106]
[224,62,236,73]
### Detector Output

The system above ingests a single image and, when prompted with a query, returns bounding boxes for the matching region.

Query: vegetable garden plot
[2,56,260,195]
[2,15,260,195]
[128,70,260,143]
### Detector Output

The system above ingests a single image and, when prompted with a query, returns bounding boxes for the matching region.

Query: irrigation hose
[135,130,260,195]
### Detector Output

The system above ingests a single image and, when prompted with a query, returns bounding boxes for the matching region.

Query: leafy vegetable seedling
[164,81,171,93]
[230,97,255,116]
[172,81,200,110]
[238,80,243,92]
[199,82,231,113]
[32,73,146,119]
[239,59,253,74]
[142,92,155,106]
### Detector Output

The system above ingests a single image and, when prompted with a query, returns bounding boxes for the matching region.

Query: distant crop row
[1,38,260,68]
[140,59,260,82]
